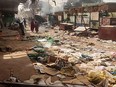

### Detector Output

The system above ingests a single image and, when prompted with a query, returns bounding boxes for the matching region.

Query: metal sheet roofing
[0,0,27,12]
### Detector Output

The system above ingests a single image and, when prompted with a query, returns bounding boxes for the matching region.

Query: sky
[103,0,116,2]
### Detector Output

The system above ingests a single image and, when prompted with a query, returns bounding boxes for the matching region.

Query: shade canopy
[0,0,27,12]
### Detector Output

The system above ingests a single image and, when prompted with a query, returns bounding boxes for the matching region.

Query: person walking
[16,18,25,40]
[35,20,39,33]
[23,18,26,28]
[30,19,35,32]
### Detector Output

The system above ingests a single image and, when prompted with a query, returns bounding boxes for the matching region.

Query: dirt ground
[0,26,116,87]
[0,28,37,83]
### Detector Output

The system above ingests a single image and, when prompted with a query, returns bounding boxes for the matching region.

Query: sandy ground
[0,26,116,87]
[0,28,37,84]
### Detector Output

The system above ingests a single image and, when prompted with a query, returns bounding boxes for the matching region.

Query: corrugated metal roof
[0,0,27,12]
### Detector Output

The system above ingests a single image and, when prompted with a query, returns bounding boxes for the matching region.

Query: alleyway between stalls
[0,25,116,87]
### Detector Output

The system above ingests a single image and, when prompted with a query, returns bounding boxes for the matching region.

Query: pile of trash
[25,35,116,87]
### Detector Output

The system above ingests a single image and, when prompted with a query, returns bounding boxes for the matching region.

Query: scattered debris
[0,24,116,87]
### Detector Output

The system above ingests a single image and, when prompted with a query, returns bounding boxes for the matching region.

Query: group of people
[30,19,39,33]
[8,17,40,40]
[14,18,39,40]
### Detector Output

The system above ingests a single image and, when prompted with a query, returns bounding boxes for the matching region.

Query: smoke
[17,0,116,18]
[17,0,67,18]
[39,0,67,16]
[17,0,39,18]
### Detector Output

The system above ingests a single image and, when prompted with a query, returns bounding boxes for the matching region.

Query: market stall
[98,3,116,41]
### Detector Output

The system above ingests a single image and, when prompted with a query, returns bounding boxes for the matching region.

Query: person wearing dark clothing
[19,22,25,36]
[35,20,39,33]
[23,18,26,28]
[30,19,39,33]
[16,18,25,40]
[0,13,4,29]
[31,19,35,32]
